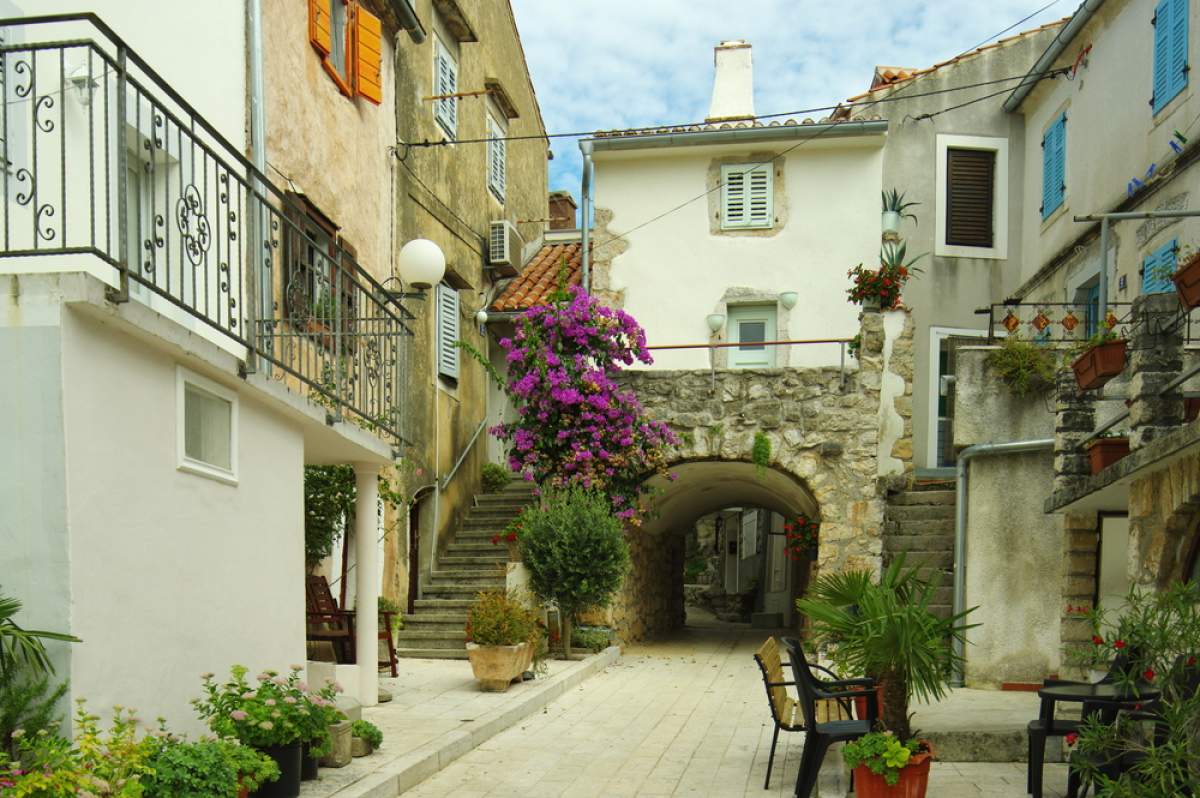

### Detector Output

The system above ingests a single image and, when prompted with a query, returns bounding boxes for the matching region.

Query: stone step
[889,518,955,536]
[456,526,511,538]
[394,647,468,660]
[427,569,506,582]
[890,550,952,570]
[473,495,532,508]
[404,614,468,632]
[438,555,508,567]
[887,504,957,522]
[889,490,956,506]
[464,508,525,520]
[422,584,499,598]
[446,541,507,554]
[884,534,954,553]
[393,630,467,649]
[413,598,474,612]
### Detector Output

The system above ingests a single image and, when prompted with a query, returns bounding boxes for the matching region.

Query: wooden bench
[306,575,398,677]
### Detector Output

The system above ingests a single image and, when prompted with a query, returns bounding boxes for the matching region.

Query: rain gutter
[1003,0,1104,113]
[586,119,888,153]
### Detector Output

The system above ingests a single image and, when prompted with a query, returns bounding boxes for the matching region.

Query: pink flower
[230,710,248,721]
[264,699,276,706]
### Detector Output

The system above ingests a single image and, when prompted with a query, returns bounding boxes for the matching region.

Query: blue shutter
[1170,0,1189,100]
[1153,0,1189,112]
[1041,115,1066,219]
[1142,239,1178,294]
[1085,282,1100,337]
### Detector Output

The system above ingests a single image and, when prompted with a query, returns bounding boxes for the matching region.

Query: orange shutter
[354,4,383,105]
[309,0,332,55]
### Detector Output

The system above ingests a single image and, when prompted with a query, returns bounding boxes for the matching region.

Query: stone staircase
[393,481,535,660]
[883,480,956,619]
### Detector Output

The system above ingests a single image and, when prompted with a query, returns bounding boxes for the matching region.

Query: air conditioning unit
[488,219,524,277]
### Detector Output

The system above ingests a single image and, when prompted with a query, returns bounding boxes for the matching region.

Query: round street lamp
[397,239,446,290]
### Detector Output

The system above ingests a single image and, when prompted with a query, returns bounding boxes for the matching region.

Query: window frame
[727,303,778,368]
[176,366,238,486]
[433,35,459,141]
[720,163,774,230]
[934,134,1008,260]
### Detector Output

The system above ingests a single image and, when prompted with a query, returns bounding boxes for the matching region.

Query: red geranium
[1114,640,1127,649]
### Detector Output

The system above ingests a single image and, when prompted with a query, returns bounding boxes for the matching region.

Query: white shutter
[434,40,457,138]
[721,164,773,230]
[437,283,460,380]
[487,115,506,201]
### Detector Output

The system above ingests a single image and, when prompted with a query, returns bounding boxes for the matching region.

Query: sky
[509,0,1074,199]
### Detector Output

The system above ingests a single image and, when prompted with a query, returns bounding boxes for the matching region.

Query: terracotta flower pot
[1173,253,1200,309]
[1072,340,1127,391]
[466,641,531,692]
[852,751,933,798]
[853,685,886,722]
[1087,437,1130,475]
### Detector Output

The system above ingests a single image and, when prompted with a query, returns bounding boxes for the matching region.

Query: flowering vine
[783,515,820,559]
[492,286,676,524]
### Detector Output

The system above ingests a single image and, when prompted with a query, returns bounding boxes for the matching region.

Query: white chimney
[707,40,755,122]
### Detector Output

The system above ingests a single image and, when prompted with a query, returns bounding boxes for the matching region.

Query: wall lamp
[706,313,726,333]
[387,238,446,301]
[779,291,799,310]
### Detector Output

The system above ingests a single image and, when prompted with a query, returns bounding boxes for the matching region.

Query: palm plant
[881,189,921,224]
[0,589,80,680]
[795,556,976,740]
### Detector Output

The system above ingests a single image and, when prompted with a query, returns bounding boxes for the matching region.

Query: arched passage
[606,459,822,642]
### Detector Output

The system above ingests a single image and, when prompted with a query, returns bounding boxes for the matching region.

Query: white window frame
[486,110,506,203]
[935,134,1008,260]
[720,163,774,230]
[432,35,458,141]
[176,366,238,485]
[727,303,777,368]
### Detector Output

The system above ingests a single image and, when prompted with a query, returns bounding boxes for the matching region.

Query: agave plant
[0,589,80,680]
[795,555,977,740]
[880,241,926,274]
[881,189,921,224]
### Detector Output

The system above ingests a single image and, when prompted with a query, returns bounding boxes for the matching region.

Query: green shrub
[520,488,630,658]
[0,670,68,758]
[683,555,709,583]
[142,737,242,798]
[570,626,612,654]
[465,592,541,647]
[378,596,404,633]
[842,733,922,786]
[481,463,511,493]
[351,720,383,749]
[304,465,356,568]
[985,337,1057,398]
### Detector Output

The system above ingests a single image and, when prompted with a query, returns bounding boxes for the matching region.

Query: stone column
[1128,292,1184,450]
[1059,513,1099,679]
[353,463,380,707]
[1053,369,1095,494]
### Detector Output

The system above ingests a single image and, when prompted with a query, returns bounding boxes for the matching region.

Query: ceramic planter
[319,720,353,768]
[853,751,933,798]
[252,742,301,798]
[350,736,372,757]
[881,210,902,234]
[1071,340,1127,391]
[1173,253,1200,309]
[466,641,532,692]
[1088,437,1130,474]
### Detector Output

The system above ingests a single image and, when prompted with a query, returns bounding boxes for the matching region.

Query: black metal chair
[781,637,877,798]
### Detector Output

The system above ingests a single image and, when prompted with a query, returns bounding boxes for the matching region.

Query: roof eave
[588,119,888,153]
[1003,0,1105,113]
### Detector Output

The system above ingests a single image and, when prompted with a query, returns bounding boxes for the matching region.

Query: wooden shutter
[353,4,383,105]
[437,283,460,380]
[434,40,458,137]
[721,166,747,228]
[1041,115,1066,219]
[309,0,332,56]
[1142,239,1178,294]
[746,167,772,228]
[721,164,772,229]
[945,148,995,248]
[487,115,506,200]
[1152,0,1189,112]
[1170,0,1190,102]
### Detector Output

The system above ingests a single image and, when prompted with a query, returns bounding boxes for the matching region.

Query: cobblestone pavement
[400,614,1068,797]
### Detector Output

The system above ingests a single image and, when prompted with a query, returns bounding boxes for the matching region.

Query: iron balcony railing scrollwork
[0,13,414,446]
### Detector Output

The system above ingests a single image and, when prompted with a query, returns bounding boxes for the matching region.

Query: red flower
[1134,703,1143,711]
[1188,656,1197,667]
[783,523,794,532]
[505,532,518,543]
[490,534,501,545]
[1065,733,1078,746]
[1113,640,1126,649]
[1143,668,1155,682]
[1092,635,1104,645]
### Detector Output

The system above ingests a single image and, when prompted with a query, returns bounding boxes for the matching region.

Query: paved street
[400,612,1068,797]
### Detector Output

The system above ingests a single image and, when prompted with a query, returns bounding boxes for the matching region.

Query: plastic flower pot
[253,742,302,798]
[1173,253,1200,309]
[881,210,902,234]
[852,750,933,798]
[300,743,319,781]
[853,685,886,722]
[1071,340,1127,391]
[1088,437,1130,474]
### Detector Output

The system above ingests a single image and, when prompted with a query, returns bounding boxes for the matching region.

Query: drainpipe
[952,438,1053,686]
[247,0,268,355]
[578,139,594,292]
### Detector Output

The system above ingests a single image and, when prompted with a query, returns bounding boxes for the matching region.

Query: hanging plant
[783,515,819,559]
[751,431,771,476]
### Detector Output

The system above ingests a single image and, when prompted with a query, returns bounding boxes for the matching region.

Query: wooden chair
[754,637,805,789]
[305,575,398,677]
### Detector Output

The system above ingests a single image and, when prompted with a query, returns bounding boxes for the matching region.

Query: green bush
[142,737,252,798]
[465,592,541,647]
[683,555,708,583]
[481,463,511,493]
[985,337,1057,398]
[304,465,356,568]
[351,719,383,749]
[0,670,68,758]
[571,626,612,653]
[520,488,630,658]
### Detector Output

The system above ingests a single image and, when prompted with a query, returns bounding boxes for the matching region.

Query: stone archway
[1129,448,1200,586]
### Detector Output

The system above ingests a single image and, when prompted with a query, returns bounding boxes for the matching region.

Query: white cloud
[509,0,1073,197]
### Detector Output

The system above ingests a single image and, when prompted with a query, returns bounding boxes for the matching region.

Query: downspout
[247,0,269,344]
[952,438,1053,686]
[578,139,594,292]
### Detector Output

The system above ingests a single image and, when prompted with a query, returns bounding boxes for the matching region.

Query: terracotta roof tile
[490,241,586,312]
[590,113,883,139]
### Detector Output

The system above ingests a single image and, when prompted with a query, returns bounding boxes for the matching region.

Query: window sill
[1151,87,1191,128]
[178,459,238,487]
[935,243,1006,260]
[1040,201,1068,231]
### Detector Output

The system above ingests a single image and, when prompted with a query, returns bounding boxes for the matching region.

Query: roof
[591,113,876,140]
[845,17,1069,103]
[490,241,586,312]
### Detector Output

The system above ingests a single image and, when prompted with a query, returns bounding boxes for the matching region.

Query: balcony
[0,14,413,445]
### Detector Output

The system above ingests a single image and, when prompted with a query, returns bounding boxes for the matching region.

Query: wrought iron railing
[979,302,1136,343]
[0,14,412,445]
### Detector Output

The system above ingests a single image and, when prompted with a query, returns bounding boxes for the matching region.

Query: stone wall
[1129,444,1200,587]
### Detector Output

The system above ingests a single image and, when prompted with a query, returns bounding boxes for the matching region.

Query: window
[282,194,357,346]
[945,149,995,248]
[720,164,773,229]
[1041,113,1067,220]
[728,304,777,368]
[1142,239,1179,294]
[308,0,383,104]
[433,37,458,139]
[177,368,237,484]
[437,282,460,380]
[1152,0,1189,114]
[487,112,506,202]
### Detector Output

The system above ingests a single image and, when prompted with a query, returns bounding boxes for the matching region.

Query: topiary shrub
[481,462,511,494]
[519,488,630,659]
[985,337,1057,398]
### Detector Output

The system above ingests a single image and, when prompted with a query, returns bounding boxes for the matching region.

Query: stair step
[422,584,501,597]
[446,542,507,553]
[456,527,511,537]
[394,647,468,660]
[439,555,508,566]
[889,519,955,536]
[428,569,506,581]
[413,599,474,611]
[473,495,532,507]
[884,534,954,553]
[887,505,956,521]
[393,631,468,649]
[889,490,956,506]
[405,615,468,631]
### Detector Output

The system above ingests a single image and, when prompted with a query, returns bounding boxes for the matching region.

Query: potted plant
[796,555,977,798]
[481,462,512,493]
[842,734,934,798]
[142,733,280,798]
[224,741,283,798]
[1172,245,1200,309]
[847,244,925,312]
[350,720,382,757]
[985,336,1058,398]
[782,515,819,561]
[1086,431,1130,475]
[881,189,920,234]
[1071,329,1127,391]
[464,591,542,691]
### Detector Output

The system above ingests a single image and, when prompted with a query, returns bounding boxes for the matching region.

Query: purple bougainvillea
[492,286,675,525]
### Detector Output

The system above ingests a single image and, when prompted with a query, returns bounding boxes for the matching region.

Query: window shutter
[1041,115,1066,219]
[435,42,457,137]
[309,0,332,56]
[747,167,772,227]
[945,148,995,247]
[721,166,747,228]
[721,164,773,229]
[488,116,506,200]
[1170,0,1189,100]
[437,283,460,380]
[1153,0,1174,111]
[353,4,383,105]
[1142,239,1178,294]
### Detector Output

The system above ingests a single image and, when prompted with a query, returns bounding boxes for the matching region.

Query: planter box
[319,720,352,768]
[852,751,932,798]
[1072,340,1127,391]
[1088,437,1130,475]
[466,641,532,692]
[350,737,371,758]
[1173,254,1200,309]
[1186,397,1200,422]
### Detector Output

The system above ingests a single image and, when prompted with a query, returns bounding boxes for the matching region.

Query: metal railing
[978,301,1135,343]
[0,14,413,445]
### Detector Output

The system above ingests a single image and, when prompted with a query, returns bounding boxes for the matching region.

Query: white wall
[595,137,884,368]
[59,308,305,734]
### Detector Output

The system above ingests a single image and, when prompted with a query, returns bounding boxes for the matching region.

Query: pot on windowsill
[1173,252,1200,309]
[1071,340,1127,391]
[1087,436,1130,475]
[466,641,532,692]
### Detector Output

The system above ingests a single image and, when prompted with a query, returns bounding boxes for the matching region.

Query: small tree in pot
[519,488,630,659]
